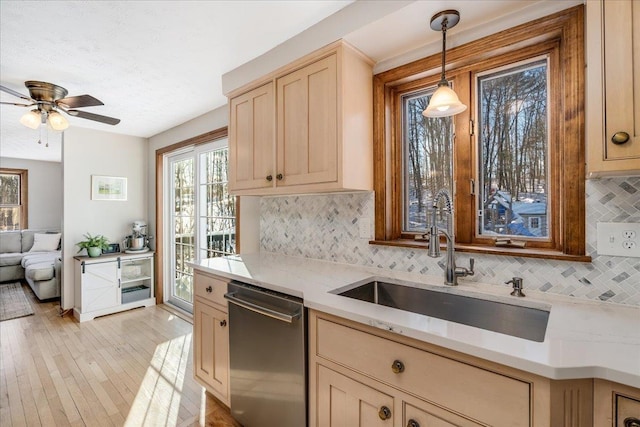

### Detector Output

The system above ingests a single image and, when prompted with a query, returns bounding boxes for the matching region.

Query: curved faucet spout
[427,188,474,286]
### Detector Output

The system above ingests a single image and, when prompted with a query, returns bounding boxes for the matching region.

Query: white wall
[62,128,148,309]
[0,157,62,230]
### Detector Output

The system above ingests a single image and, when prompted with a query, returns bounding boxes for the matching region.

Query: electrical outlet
[597,222,640,257]
[358,217,371,239]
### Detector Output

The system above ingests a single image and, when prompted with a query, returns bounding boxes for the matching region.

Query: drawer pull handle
[220,320,227,327]
[378,406,391,420]
[625,417,640,427]
[206,286,212,293]
[276,173,283,181]
[612,131,630,145]
[391,360,405,374]
[266,175,273,182]
[407,420,420,427]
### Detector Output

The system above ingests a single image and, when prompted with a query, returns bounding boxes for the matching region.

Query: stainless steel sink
[333,280,549,342]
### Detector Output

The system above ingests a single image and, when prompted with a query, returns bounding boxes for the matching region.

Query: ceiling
[0,0,579,163]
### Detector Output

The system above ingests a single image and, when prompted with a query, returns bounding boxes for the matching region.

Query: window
[0,168,27,231]
[373,6,588,260]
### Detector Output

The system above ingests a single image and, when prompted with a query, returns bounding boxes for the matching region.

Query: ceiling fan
[0,80,120,131]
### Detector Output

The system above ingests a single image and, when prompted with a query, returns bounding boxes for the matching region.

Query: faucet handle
[506,277,525,297]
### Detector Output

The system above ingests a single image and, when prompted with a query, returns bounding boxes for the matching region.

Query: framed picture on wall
[91,175,127,201]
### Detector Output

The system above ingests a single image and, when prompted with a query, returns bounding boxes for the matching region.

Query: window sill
[369,239,592,263]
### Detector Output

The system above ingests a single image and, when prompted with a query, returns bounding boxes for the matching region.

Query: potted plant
[76,233,110,257]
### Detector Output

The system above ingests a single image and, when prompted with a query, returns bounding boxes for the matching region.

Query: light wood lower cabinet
[193,271,230,406]
[309,310,597,427]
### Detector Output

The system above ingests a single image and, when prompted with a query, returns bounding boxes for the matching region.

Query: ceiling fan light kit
[423,9,467,118]
[1,80,121,145]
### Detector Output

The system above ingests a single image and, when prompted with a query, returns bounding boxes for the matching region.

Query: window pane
[403,90,454,232]
[477,59,549,239]
[0,174,20,205]
[0,207,21,230]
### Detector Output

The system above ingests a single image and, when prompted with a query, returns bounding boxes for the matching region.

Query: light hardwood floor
[0,282,241,427]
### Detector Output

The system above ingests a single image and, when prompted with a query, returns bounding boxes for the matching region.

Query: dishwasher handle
[224,292,301,324]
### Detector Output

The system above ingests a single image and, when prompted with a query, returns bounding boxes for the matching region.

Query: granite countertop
[190,252,640,389]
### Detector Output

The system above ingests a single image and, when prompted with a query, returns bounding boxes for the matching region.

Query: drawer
[617,395,640,427]
[316,317,530,426]
[194,271,228,309]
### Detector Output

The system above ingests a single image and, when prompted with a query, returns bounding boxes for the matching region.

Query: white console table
[73,251,155,322]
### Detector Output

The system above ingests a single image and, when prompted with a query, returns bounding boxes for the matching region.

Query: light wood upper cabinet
[277,54,338,188]
[227,40,373,195]
[229,82,274,192]
[587,0,640,177]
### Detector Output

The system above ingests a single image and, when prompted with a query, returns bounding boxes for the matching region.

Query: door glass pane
[403,89,454,232]
[199,148,236,260]
[477,58,549,239]
[171,158,195,305]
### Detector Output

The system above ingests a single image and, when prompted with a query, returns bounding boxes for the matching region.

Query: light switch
[596,222,640,257]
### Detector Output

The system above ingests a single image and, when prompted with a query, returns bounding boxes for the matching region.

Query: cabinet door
[603,0,640,163]
[194,298,229,403]
[81,261,119,312]
[277,54,338,187]
[317,365,395,427]
[229,82,274,191]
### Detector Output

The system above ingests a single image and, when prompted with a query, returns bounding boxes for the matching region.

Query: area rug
[0,282,34,322]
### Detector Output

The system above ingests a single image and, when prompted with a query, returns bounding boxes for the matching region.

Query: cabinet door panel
[404,401,482,427]
[603,0,640,160]
[229,83,274,191]
[277,54,338,187]
[194,299,229,401]
[82,262,119,311]
[317,365,394,427]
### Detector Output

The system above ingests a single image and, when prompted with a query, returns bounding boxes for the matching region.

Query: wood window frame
[0,168,28,230]
[154,126,239,303]
[372,5,589,262]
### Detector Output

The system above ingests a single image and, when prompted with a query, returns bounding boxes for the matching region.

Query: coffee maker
[124,220,151,253]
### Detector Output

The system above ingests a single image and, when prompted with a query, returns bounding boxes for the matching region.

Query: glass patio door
[165,139,235,313]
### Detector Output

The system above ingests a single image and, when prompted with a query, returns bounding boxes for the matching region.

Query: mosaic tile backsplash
[260,177,640,306]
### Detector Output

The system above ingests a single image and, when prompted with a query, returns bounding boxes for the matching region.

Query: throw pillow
[29,233,62,252]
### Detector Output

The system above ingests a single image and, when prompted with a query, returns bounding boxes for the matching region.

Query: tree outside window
[0,169,27,231]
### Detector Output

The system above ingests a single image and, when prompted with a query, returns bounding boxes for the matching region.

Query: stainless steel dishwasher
[224,281,307,427]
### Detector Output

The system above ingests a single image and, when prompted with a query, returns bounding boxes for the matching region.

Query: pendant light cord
[439,17,449,86]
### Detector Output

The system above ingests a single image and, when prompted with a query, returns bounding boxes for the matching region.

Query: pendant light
[423,10,467,118]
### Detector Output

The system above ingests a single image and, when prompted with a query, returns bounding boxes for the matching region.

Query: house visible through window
[0,169,27,231]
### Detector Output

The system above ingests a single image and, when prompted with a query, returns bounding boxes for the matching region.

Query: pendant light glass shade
[423,83,467,117]
[20,110,41,129]
[47,110,69,131]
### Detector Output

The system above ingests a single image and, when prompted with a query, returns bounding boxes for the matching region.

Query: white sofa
[0,229,61,300]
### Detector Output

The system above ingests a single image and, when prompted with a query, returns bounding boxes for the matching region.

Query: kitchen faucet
[427,189,474,286]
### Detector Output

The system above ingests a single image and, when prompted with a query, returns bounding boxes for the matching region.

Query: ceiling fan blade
[67,109,120,125]
[56,94,104,109]
[0,84,33,102]
[0,101,34,107]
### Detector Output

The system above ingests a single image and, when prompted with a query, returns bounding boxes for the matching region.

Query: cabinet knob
[625,417,640,427]
[276,173,283,181]
[266,175,273,182]
[205,286,212,293]
[378,406,391,420]
[391,360,405,374]
[612,131,630,145]
[220,320,227,327]
[407,420,420,427]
